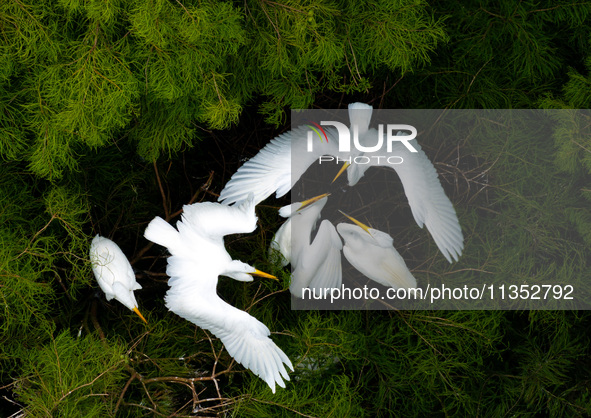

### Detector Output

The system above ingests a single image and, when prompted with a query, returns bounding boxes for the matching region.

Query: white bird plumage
[144,196,293,393]
[344,131,464,263]
[337,213,417,290]
[270,194,342,298]
[218,102,463,263]
[218,126,340,206]
[218,103,372,207]
[89,235,147,323]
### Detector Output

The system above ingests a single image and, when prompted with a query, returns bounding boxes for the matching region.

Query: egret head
[112,288,147,323]
[336,211,394,249]
[338,210,372,234]
[297,193,330,211]
[331,126,380,186]
[225,260,277,282]
[348,102,373,136]
[278,193,330,218]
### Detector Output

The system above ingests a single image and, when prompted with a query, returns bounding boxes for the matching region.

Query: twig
[114,372,139,414]
[153,161,170,220]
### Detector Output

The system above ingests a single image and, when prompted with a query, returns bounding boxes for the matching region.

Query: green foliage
[0,173,95,387]
[0,168,55,374]
[239,0,446,124]
[15,331,126,417]
[1,0,446,178]
[395,0,591,109]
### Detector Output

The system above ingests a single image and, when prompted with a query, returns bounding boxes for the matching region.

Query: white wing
[386,141,463,262]
[342,243,416,290]
[269,219,291,267]
[182,195,257,238]
[290,220,342,298]
[165,260,293,393]
[305,220,342,291]
[144,217,183,253]
[218,126,341,206]
[350,136,464,263]
[337,223,416,290]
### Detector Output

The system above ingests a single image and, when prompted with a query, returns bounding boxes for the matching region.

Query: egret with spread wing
[89,235,147,323]
[337,212,417,290]
[144,196,292,393]
[218,103,372,206]
[337,130,464,263]
[270,193,342,298]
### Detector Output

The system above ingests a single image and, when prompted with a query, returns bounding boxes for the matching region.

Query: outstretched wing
[218,125,341,206]
[181,195,257,239]
[351,135,463,263]
[384,141,464,262]
[165,263,293,393]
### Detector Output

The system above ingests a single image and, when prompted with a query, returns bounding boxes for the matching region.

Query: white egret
[337,212,417,290]
[89,235,147,323]
[144,196,293,393]
[270,193,342,298]
[336,130,464,263]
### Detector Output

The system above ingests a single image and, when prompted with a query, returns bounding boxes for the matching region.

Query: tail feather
[348,102,373,135]
[144,217,180,251]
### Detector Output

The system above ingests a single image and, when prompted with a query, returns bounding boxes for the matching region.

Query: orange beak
[297,193,330,211]
[133,307,148,324]
[331,162,350,183]
[250,269,278,280]
[338,210,373,235]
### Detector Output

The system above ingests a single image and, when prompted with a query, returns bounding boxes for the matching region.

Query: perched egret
[218,103,372,206]
[270,193,342,298]
[337,212,417,290]
[89,235,147,323]
[144,196,293,393]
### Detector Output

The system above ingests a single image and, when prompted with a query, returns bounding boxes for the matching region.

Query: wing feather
[165,268,292,393]
[218,126,340,205]
[269,217,291,267]
[181,196,257,238]
[307,220,343,291]
[291,220,342,297]
[368,140,464,262]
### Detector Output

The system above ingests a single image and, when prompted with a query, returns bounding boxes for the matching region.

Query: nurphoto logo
[306,121,419,153]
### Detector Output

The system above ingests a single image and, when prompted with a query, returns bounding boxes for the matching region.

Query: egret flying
[144,196,293,393]
[335,130,464,263]
[89,235,147,323]
[270,193,342,298]
[218,102,463,263]
[218,103,372,206]
[337,212,417,290]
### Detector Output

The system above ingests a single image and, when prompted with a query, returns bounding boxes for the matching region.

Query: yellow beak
[250,269,278,280]
[332,162,350,183]
[133,307,148,324]
[297,192,330,211]
[338,210,373,235]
